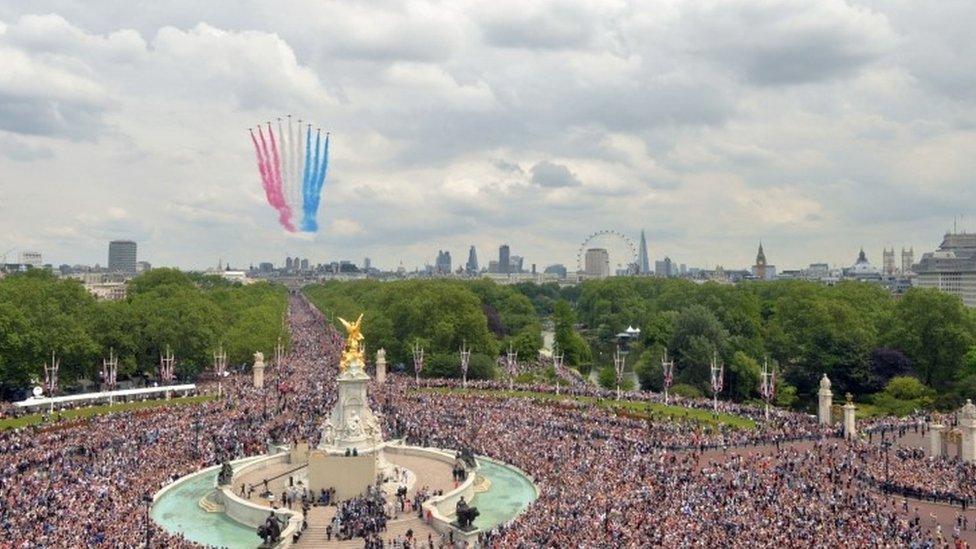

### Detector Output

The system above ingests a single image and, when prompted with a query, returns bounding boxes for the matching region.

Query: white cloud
[0,1,974,271]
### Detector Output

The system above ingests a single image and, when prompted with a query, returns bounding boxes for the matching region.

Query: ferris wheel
[577,230,638,276]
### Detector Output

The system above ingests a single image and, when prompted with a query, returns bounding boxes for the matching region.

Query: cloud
[0,1,974,271]
[530,160,582,188]
[681,0,896,86]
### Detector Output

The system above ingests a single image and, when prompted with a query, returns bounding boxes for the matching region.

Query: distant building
[487,260,500,273]
[364,257,372,271]
[466,246,479,273]
[300,258,310,271]
[584,248,610,278]
[752,243,768,280]
[637,230,651,275]
[846,248,882,280]
[19,250,42,268]
[259,262,274,273]
[285,257,294,270]
[883,248,896,277]
[510,255,524,274]
[544,264,568,279]
[655,257,674,278]
[914,233,976,307]
[136,261,151,273]
[435,250,452,274]
[499,245,511,274]
[108,241,136,273]
[901,247,915,275]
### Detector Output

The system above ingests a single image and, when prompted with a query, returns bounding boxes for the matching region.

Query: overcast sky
[1,1,974,271]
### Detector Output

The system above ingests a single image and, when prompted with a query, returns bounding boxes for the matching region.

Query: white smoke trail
[279,117,289,216]
[294,118,303,217]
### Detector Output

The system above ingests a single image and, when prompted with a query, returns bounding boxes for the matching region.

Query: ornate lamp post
[710,351,724,412]
[661,349,675,405]
[760,357,776,421]
[44,351,59,413]
[613,348,626,400]
[159,346,175,400]
[412,340,424,384]
[213,344,227,399]
[459,340,471,388]
[142,492,153,547]
[101,348,118,405]
[506,344,518,390]
[553,345,565,395]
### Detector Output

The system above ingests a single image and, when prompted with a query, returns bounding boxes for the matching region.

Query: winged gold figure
[338,313,365,373]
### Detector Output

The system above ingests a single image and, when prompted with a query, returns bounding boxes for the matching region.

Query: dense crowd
[0,293,969,547]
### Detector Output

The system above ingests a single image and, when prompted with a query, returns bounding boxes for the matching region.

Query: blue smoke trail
[300,125,313,230]
[305,134,329,232]
[302,129,321,231]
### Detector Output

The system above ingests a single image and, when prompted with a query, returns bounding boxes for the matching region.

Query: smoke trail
[258,126,295,232]
[278,118,289,219]
[250,129,275,214]
[301,129,322,231]
[307,133,330,232]
[267,122,294,231]
[293,119,302,219]
[300,124,313,230]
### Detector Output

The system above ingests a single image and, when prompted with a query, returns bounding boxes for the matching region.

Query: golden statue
[338,313,365,373]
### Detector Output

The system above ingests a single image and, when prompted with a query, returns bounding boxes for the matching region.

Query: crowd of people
[0,293,971,547]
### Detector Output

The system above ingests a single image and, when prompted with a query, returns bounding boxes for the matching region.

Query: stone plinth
[307,449,378,500]
[843,400,856,439]
[317,360,382,452]
[376,349,387,384]
[252,352,265,389]
[818,374,833,425]
[961,399,976,463]
[930,424,944,458]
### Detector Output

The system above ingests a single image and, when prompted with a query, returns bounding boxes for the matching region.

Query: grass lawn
[412,387,756,430]
[0,394,216,431]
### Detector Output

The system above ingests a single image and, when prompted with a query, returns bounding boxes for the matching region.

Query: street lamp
[44,351,60,414]
[142,492,153,548]
[213,344,227,399]
[412,340,424,384]
[459,340,471,388]
[506,344,518,391]
[613,348,626,400]
[709,351,724,413]
[759,357,776,421]
[553,345,565,395]
[101,348,118,405]
[661,349,674,405]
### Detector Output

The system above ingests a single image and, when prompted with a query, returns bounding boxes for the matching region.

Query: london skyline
[1,2,974,271]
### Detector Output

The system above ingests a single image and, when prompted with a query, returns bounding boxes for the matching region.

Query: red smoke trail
[267,122,294,230]
[258,126,296,232]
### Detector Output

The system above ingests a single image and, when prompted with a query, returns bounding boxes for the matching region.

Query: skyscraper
[584,248,610,278]
[285,257,294,270]
[510,255,524,273]
[435,250,452,274]
[108,241,137,273]
[655,257,674,278]
[637,230,650,275]
[499,244,510,274]
[466,246,479,273]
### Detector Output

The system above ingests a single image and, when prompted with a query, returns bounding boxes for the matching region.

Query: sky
[0,0,974,272]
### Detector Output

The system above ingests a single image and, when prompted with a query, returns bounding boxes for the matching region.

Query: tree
[870,376,935,416]
[669,305,727,392]
[884,289,975,389]
[726,351,760,401]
